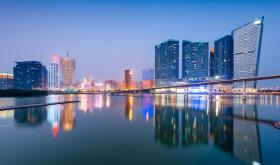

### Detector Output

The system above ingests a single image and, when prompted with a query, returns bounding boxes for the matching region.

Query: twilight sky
[0,0,279,86]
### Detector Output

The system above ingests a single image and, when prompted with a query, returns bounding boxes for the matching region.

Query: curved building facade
[232,17,264,88]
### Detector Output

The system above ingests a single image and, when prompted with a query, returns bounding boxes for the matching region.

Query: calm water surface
[0,94,280,165]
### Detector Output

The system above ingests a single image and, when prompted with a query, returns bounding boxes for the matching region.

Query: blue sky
[0,0,279,86]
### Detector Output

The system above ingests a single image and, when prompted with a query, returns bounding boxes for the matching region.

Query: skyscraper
[182,41,209,80]
[48,55,60,90]
[14,61,47,90]
[124,69,132,90]
[213,35,234,80]
[155,39,179,86]
[60,52,75,88]
[232,17,264,88]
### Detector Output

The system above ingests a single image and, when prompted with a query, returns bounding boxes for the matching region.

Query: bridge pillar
[184,87,189,95]
[242,81,247,101]
[209,84,214,100]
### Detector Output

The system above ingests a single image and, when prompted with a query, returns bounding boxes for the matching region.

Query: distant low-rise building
[105,80,119,90]
[142,68,154,88]
[142,80,154,89]
[0,73,14,89]
[80,76,94,91]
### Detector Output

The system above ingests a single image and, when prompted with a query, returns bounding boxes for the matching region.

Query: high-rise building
[155,39,179,86]
[48,55,60,90]
[60,53,75,88]
[142,68,154,88]
[0,73,14,89]
[209,48,215,77]
[213,35,234,80]
[124,69,132,90]
[182,41,209,80]
[14,61,47,90]
[232,17,264,88]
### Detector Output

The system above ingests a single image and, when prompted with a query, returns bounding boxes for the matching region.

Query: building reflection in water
[14,97,47,126]
[154,94,262,165]
[0,98,15,124]
[154,94,179,148]
[209,97,233,154]
[183,95,208,146]
[142,94,154,122]
[46,95,76,137]
[125,95,134,121]
[79,94,94,113]
[232,97,262,165]
[78,94,111,113]
[61,95,75,132]
[14,107,47,126]
[106,95,111,108]
[94,94,104,109]
[47,95,62,138]
[0,110,14,120]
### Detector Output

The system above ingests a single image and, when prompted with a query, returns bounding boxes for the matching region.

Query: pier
[0,100,80,111]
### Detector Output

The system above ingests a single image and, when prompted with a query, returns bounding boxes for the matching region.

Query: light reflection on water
[0,94,279,165]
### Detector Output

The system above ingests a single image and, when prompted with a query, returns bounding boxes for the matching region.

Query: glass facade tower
[155,39,179,86]
[232,17,264,88]
[182,41,209,80]
[48,55,60,90]
[14,61,48,90]
[213,35,234,80]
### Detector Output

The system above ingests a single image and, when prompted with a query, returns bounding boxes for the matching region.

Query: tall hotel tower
[232,17,264,88]
[155,39,179,86]
[60,52,76,88]
[213,35,234,80]
[182,41,209,80]
[48,55,60,90]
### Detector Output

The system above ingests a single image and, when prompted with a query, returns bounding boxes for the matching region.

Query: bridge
[49,75,280,100]
[110,74,280,100]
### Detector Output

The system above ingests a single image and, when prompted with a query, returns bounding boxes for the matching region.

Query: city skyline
[0,0,280,87]
[1,1,280,164]
[0,17,275,90]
